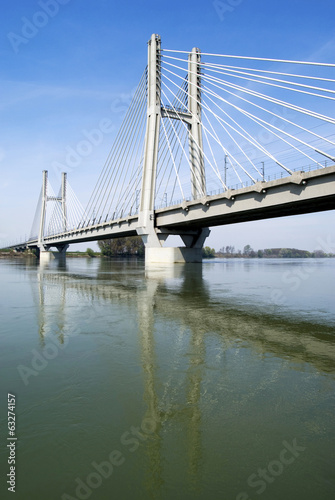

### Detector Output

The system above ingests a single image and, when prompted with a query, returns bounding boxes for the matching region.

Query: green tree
[86,248,95,258]
[312,250,326,258]
[202,246,216,259]
[98,236,144,257]
[243,244,252,256]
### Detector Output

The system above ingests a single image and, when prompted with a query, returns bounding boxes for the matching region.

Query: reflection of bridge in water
[34,260,335,375]
[29,258,335,491]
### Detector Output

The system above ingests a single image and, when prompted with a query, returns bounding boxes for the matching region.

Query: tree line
[3,238,333,260]
[217,245,334,258]
[87,240,334,259]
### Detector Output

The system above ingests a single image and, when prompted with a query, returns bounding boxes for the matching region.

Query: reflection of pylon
[35,270,67,348]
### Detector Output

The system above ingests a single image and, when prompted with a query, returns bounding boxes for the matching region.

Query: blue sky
[0,0,334,252]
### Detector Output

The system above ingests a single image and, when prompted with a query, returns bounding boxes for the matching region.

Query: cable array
[45,181,87,237]
[155,79,191,205]
[158,49,335,197]
[78,70,147,227]
[33,48,335,237]
[29,187,43,240]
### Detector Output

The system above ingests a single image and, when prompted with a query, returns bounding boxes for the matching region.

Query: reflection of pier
[33,259,335,375]
[33,264,67,347]
[31,259,335,492]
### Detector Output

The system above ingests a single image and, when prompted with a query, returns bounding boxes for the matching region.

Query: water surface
[1,257,334,500]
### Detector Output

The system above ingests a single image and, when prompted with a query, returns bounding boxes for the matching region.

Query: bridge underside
[158,195,335,231]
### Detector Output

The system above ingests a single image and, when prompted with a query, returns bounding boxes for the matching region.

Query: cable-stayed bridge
[8,34,335,264]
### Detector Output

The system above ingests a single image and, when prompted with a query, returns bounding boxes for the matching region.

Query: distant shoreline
[1,249,334,260]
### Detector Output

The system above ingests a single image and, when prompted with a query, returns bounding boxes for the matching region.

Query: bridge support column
[143,228,210,265]
[145,246,202,265]
[38,244,69,265]
[39,249,54,265]
[55,244,69,264]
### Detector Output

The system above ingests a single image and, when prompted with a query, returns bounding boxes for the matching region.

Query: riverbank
[1,248,334,259]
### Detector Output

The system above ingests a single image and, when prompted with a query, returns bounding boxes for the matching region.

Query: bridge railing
[154,161,332,210]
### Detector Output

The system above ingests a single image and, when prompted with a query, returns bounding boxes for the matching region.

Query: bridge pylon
[137,34,210,264]
[188,47,206,200]
[37,170,69,263]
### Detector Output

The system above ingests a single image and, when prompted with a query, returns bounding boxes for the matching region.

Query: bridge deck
[155,165,335,231]
[19,165,335,249]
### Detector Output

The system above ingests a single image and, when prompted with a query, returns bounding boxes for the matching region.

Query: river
[1,257,334,500]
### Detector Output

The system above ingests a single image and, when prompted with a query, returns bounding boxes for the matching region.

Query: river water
[1,257,334,500]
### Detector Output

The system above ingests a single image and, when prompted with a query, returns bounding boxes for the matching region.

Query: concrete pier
[145,247,202,265]
[39,251,55,264]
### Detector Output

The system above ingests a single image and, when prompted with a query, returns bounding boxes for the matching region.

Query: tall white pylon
[188,47,206,199]
[38,170,48,248]
[137,34,209,263]
[38,170,68,250]
[138,34,162,247]
[61,172,67,233]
